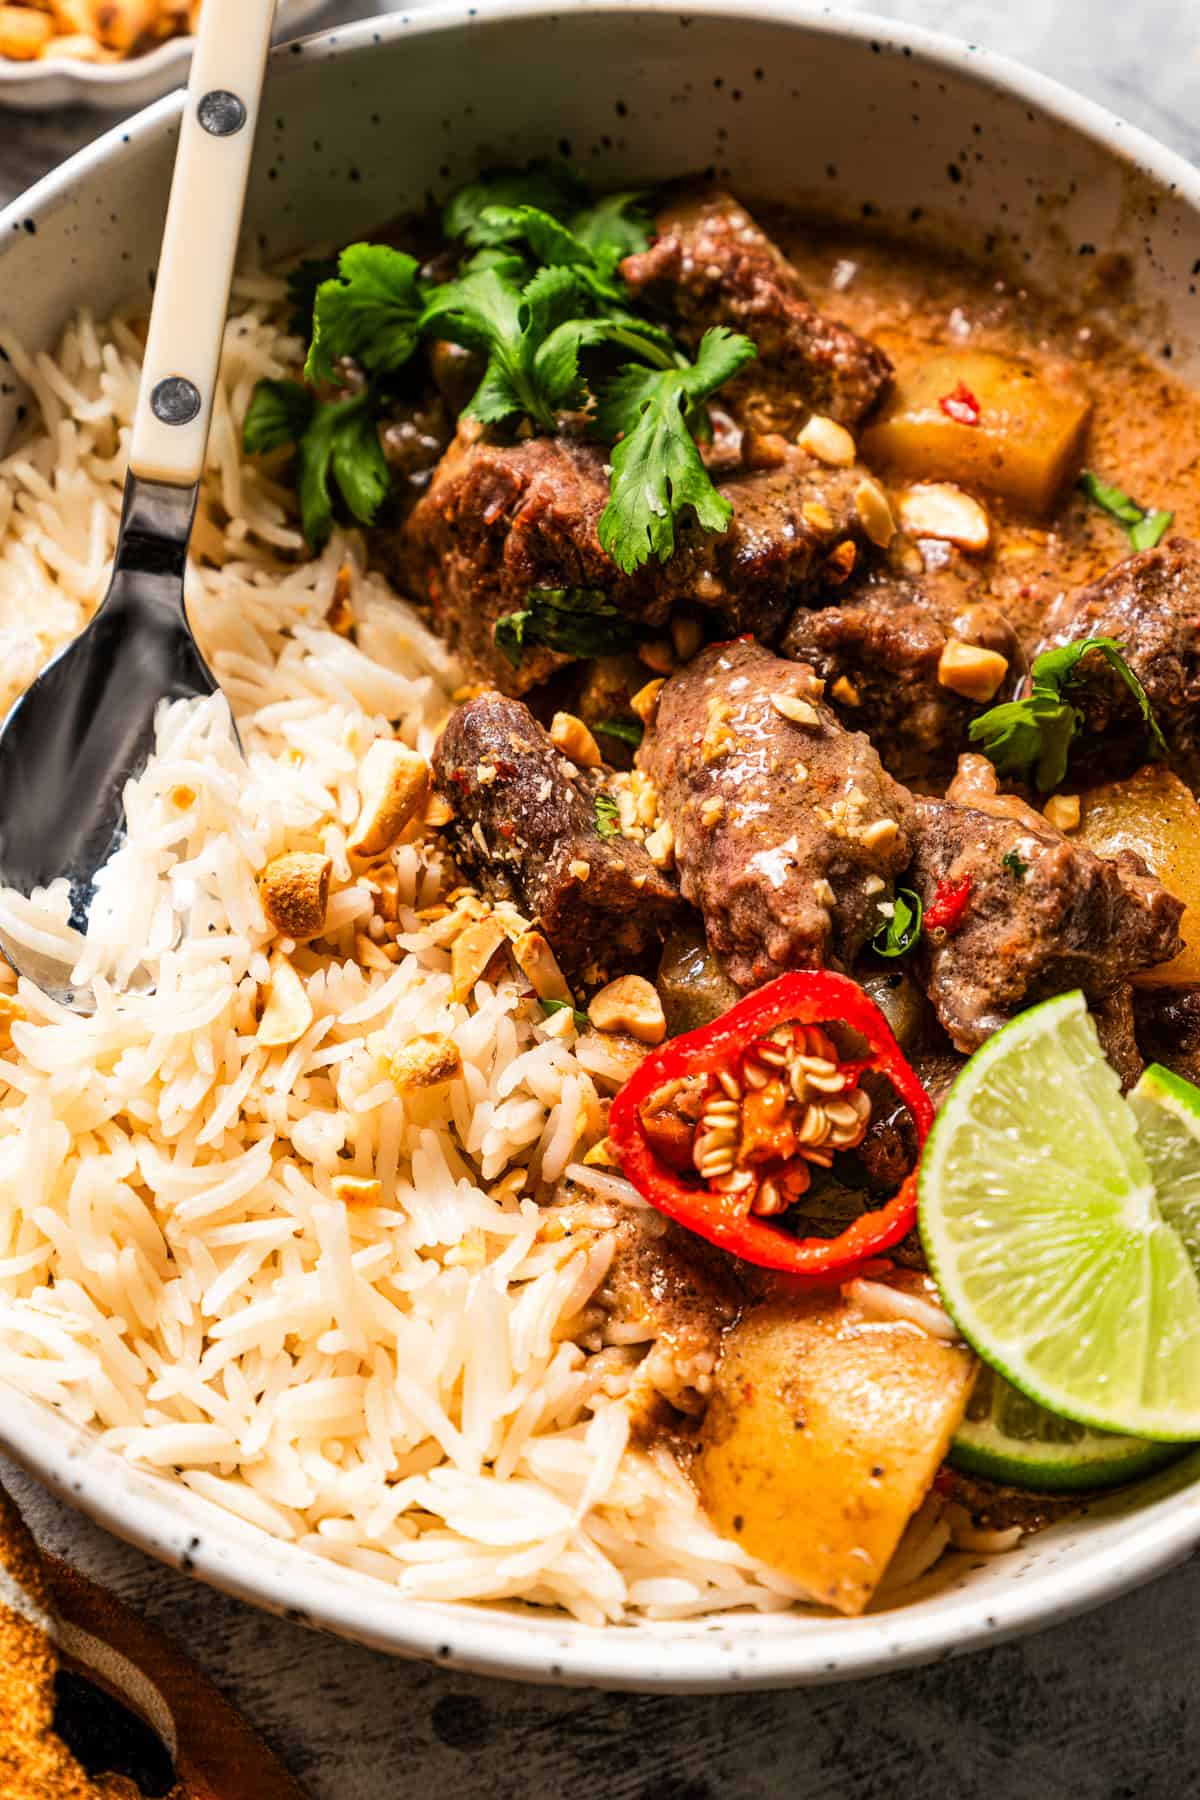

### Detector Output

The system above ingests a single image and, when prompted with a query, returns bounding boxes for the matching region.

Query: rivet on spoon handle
[129,0,278,491]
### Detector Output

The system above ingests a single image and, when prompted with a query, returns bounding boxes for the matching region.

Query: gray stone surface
[0,2,1198,1794]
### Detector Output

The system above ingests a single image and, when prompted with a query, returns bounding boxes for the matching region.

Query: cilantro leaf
[872,887,922,959]
[494,588,641,669]
[593,717,644,748]
[293,393,390,551]
[595,327,757,572]
[474,201,656,309]
[539,996,589,1029]
[286,257,338,339]
[1079,469,1174,553]
[243,378,315,455]
[969,635,1166,791]
[444,159,589,247]
[305,244,425,388]
[568,191,653,274]
[419,262,581,428]
[593,792,621,838]
[1002,849,1028,879]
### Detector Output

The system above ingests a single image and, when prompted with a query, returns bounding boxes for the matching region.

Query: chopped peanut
[631,679,665,727]
[511,929,572,1003]
[644,821,675,870]
[588,975,667,1045]
[549,711,602,770]
[802,500,835,533]
[797,413,856,467]
[771,692,821,728]
[259,852,332,942]
[854,478,896,547]
[0,7,54,57]
[256,954,314,1048]
[379,1033,463,1093]
[450,916,510,1000]
[898,482,991,552]
[349,739,430,858]
[860,818,900,852]
[937,638,1010,704]
[568,858,591,883]
[331,1175,383,1208]
[831,675,861,707]
[1044,793,1081,833]
[425,792,455,829]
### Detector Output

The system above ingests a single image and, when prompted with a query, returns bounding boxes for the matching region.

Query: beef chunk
[909,755,1183,1050]
[402,429,879,694]
[639,639,915,988]
[1133,985,1200,1085]
[599,1205,743,1431]
[432,693,681,980]
[1091,984,1144,1091]
[620,190,891,431]
[783,564,1021,785]
[1035,538,1200,788]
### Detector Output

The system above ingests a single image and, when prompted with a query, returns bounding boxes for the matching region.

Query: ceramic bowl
[1,0,1199,1691]
[0,0,334,110]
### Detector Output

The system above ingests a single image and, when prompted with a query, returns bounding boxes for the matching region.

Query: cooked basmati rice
[0,278,949,1625]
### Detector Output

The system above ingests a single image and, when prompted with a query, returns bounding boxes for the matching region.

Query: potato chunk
[1078,765,1200,985]
[697,1289,975,1615]
[862,350,1091,515]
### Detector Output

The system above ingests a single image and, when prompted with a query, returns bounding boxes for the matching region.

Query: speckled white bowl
[0,0,333,111]
[1,0,1199,1691]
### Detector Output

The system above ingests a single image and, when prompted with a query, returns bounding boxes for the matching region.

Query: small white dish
[0,0,334,111]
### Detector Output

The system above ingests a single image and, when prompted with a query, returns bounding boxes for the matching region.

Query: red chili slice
[924,875,972,935]
[607,971,933,1277]
[939,380,982,426]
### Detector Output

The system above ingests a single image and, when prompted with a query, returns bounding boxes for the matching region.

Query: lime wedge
[919,991,1200,1441]
[951,1364,1184,1492]
[1129,1063,1200,1263]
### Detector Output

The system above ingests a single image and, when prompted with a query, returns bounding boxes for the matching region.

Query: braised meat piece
[783,564,1021,784]
[1091,984,1144,1091]
[599,1205,743,1431]
[1133,985,1200,1086]
[620,190,892,432]
[401,430,880,695]
[1035,538,1200,788]
[639,640,915,988]
[432,693,681,980]
[909,755,1184,1051]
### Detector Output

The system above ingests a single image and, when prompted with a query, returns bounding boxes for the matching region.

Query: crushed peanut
[802,500,835,533]
[860,817,900,851]
[1044,793,1081,832]
[588,975,667,1045]
[256,953,314,1048]
[831,675,862,707]
[771,692,821,728]
[450,916,510,1000]
[259,851,332,942]
[378,1032,463,1092]
[568,858,591,883]
[631,679,665,727]
[549,711,602,770]
[424,792,455,828]
[797,413,857,467]
[331,1176,383,1208]
[348,739,430,858]
[643,821,675,870]
[702,696,737,762]
[511,929,572,1003]
[0,0,203,62]
[899,482,991,553]
[854,478,896,547]
[937,637,1010,703]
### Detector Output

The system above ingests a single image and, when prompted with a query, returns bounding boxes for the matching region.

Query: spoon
[0,0,277,1009]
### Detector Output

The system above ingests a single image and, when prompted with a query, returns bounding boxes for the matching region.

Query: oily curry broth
[776,217,1200,652]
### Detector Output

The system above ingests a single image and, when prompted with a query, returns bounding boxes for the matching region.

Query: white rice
[0,278,963,1625]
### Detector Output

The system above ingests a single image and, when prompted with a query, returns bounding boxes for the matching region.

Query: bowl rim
[2,0,1200,1691]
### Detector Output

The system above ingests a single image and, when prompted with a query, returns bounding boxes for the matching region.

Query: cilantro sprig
[968,636,1167,792]
[1079,470,1173,553]
[872,888,923,959]
[593,717,644,749]
[495,588,640,669]
[242,380,389,551]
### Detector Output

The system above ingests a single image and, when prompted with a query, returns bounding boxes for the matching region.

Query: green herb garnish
[1002,849,1028,880]
[595,327,757,572]
[872,887,923,959]
[969,635,1167,792]
[539,996,590,1029]
[593,717,645,748]
[593,792,621,838]
[305,244,426,388]
[494,588,641,669]
[1079,470,1174,553]
[443,159,590,247]
[242,380,390,550]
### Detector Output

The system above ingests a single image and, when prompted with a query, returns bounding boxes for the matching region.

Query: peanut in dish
[0,0,202,63]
